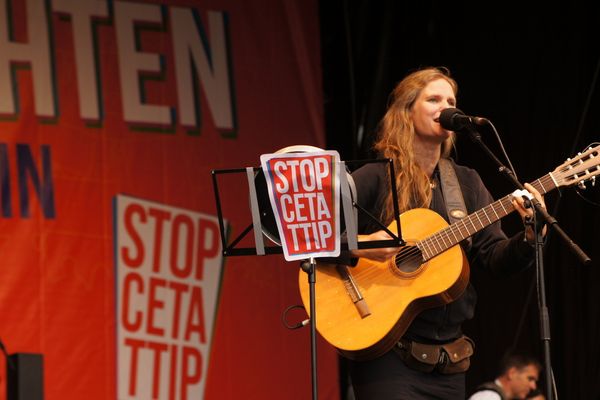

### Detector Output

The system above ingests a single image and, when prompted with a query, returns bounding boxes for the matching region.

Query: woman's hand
[512,183,547,243]
[350,230,400,262]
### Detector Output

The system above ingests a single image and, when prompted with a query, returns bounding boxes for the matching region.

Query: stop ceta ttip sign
[260,150,341,261]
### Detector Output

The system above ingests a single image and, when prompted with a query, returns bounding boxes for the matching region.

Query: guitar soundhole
[393,246,424,275]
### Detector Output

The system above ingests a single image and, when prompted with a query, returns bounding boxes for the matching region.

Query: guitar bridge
[336,265,371,318]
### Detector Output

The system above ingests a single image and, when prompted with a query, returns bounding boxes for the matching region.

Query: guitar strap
[438,158,472,248]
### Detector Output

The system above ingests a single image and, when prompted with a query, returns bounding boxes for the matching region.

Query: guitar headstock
[552,144,600,189]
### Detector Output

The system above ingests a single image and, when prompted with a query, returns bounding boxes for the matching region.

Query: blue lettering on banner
[0,143,55,219]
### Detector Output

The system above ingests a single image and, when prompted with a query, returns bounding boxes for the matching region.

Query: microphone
[439,108,489,131]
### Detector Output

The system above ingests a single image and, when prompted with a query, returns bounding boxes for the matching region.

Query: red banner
[0,1,338,399]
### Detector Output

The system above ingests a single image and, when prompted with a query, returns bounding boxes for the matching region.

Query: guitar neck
[418,172,557,261]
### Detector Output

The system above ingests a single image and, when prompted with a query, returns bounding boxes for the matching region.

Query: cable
[575,188,600,207]
[342,0,358,158]
[485,120,520,182]
[551,57,600,218]
[552,366,559,400]
[573,142,600,207]
[281,304,310,330]
[0,338,15,370]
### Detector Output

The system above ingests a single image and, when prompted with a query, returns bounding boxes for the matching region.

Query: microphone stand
[463,124,591,400]
[526,205,554,400]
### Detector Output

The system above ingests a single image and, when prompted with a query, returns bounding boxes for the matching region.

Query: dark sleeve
[352,162,390,234]
[460,167,534,276]
[324,162,389,266]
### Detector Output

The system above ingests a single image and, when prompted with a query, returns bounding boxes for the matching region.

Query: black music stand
[211,156,403,400]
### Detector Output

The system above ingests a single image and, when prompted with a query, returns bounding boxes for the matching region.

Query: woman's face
[410,78,456,143]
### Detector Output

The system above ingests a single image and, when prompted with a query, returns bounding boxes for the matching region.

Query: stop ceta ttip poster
[260,151,341,261]
[114,194,224,400]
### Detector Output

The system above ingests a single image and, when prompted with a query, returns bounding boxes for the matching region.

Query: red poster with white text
[260,151,341,261]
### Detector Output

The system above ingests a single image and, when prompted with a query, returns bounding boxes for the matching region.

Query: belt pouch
[438,335,475,374]
[394,341,440,373]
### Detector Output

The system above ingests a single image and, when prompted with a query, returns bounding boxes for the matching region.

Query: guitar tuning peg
[578,181,587,190]
[592,176,596,187]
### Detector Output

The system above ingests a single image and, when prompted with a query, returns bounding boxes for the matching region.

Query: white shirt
[468,390,502,400]
[468,379,506,400]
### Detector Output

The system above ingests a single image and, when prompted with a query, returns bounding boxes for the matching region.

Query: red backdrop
[0,0,339,398]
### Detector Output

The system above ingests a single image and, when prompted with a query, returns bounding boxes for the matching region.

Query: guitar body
[298,208,470,361]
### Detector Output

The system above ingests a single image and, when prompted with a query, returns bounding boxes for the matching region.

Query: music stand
[211,153,403,400]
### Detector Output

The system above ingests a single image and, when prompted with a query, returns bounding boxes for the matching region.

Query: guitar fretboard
[417,173,556,261]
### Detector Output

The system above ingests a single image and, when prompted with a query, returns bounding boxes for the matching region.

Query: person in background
[468,354,542,400]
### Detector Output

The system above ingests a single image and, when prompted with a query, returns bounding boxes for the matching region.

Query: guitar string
[418,174,555,260]
[417,196,514,260]
[396,197,513,262]
[356,174,558,275]
[351,155,597,279]
[395,174,556,264]
[352,162,599,280]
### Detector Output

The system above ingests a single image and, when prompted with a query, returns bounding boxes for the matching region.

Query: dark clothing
[349,350,465,399]
[347,159,534,399]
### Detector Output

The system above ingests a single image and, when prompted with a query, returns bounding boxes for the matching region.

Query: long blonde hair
[373,67,457,222]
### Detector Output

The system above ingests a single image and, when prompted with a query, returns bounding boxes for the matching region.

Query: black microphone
[439,108,489,131]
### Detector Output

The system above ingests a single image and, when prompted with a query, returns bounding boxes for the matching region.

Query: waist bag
[393,335,475,374]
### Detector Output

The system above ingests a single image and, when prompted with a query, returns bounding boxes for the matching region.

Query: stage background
[0,0,339,399]
[1,0,599,399]
[321,1,600,398]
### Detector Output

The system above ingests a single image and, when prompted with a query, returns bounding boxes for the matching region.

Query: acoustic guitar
[298,144,600,361]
